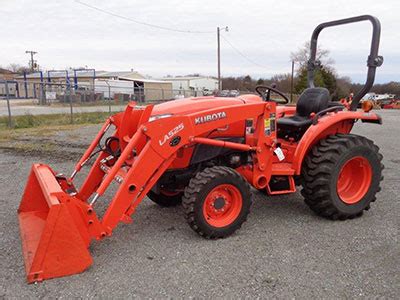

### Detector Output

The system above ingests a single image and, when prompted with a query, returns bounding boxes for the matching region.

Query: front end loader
[18,15,384,282]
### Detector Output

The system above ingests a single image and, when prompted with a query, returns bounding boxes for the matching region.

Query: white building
[161,76,218,93]
[93,78,173,101]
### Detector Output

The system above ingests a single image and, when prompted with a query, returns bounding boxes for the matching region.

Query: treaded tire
[182,166,252,239]
[301,134,384,220]
[147,190,182,207]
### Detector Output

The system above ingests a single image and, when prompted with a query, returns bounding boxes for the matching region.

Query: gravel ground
[0,110,399,298]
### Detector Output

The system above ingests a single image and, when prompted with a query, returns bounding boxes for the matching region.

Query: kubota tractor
[18,15,384,282]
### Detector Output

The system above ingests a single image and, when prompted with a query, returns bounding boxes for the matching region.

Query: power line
[221,34,269,69]
[75,0,213,34]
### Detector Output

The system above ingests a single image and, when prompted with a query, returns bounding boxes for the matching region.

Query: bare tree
[290,41,335,70]
[7,63,22,72]
[271,73,292,92]
[7,63,30,74]
[336,76,352,97]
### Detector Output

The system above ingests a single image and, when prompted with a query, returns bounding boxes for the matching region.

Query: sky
[1,0,399,83]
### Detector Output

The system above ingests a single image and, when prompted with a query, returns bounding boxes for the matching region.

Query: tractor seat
[277,88,330,140]
[277,114,314,127]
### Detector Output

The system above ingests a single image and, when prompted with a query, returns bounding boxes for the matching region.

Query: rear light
[362,100,374,112]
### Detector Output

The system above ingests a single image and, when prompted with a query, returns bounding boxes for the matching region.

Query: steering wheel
[255,85,290,104]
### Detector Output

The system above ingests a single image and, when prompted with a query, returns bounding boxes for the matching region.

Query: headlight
[148,113,173,122]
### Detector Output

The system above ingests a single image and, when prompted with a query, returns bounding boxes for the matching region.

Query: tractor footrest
[271,163,295,175]
[267,175,296,195]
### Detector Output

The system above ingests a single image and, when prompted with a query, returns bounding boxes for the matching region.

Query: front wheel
[147,190,182,207]
[301,134,383,220]
[182,166,252,239]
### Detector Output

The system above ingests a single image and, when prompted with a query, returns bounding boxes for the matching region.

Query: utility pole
[217,26,228,90]
[25,50,37,72]
[290,60,295,103]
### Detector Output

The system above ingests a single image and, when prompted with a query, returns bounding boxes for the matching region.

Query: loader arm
[97,101,274,230]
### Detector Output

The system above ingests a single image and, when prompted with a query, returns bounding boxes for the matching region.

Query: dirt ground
[0,110,399,298]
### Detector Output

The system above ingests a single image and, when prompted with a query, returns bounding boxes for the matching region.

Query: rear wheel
[301,134,383,220]
[147,190,182,207]
[182,166,252,239]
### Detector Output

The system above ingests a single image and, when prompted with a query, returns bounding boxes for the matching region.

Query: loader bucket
[18,164,93,283]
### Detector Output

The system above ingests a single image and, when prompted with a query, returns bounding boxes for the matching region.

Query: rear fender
[292,111,381,174]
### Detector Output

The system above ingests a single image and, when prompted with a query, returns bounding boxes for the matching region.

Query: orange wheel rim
[203,184,242,227]
[337,156,372,204]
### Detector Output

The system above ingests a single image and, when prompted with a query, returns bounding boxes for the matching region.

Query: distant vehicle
[382,99,400,109]
[217,90,229,97]
[228,90,240,97]
[174,94,185,99]
[216,90,240,97]
[76,86,90,92]
[202,89,214,96]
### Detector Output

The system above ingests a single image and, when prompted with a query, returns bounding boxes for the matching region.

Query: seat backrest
[296,87,330,117]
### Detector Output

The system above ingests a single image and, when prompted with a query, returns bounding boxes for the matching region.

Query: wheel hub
[203,184,243,227]
[337,156,372,204]
[213,197,226,210]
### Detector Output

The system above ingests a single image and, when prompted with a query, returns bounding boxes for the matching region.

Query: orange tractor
[18,15,384,282]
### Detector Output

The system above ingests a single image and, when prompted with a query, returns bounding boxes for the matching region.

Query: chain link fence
[1,80,298,128]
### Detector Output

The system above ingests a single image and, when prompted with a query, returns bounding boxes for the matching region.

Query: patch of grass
[0,124,87,142]
[0,123,96,159]
[0,130,13,142]
[0,111,111,130]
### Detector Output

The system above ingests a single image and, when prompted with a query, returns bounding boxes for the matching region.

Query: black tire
[147,190,182,207]
[182,166,252,239]
[301,134,384,220]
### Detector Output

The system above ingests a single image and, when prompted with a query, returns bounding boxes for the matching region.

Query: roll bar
[307,15,383,111]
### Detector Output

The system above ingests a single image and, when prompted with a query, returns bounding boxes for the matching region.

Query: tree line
[222,74,399,99]
[222,42,399,99]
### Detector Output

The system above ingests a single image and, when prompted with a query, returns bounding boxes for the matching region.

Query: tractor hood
[151,94,262,116]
